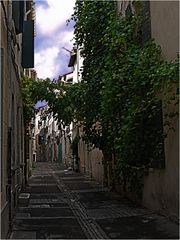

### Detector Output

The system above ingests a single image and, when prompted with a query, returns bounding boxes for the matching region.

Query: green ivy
[21,75,36,125]
[71,0,179,198]
[23,0,179,199]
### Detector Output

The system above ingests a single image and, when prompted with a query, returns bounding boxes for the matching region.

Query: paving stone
[13,217,81,231]
[96,215,179,239]
[86,206,149,219]
[71,188,110,193]
[8,162,179,240]
[10,231,36,239]
[25,185,60,193]
[64,181,101,190]
[60,177,85,181]
[29,198,67,204]
[29,193,64,199]
[17,207,74,217]
[15,213,31,218]
[28,204,51,208]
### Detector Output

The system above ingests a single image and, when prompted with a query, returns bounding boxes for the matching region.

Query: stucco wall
[78,136,104,184]
[149,1,179,60]
[89,148,104,184]
[78,139,87,174]
[1,1,9,211]
[1,202,9,239]
[1,2,26,237]
[61,133,72,167]
[143,1,179,219]
[1,3,11,238]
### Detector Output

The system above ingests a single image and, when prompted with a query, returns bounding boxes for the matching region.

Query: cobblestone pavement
[9,162,179,239]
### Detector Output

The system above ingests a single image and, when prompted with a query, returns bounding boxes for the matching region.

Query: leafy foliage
[22,0,179,198]
[71,0,179,196]
[21,75,36,125]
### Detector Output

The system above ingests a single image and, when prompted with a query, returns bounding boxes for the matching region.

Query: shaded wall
[78,132,104,184]
[143,1,179,220]
[1,1,25,238]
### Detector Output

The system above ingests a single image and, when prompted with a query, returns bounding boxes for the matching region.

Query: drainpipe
[6,0,13,229]
[77,48,79,83]
[7,128,12,229]
[24,125,28,185]
[23,3,33,185]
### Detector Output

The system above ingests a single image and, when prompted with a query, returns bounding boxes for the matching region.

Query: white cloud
[35,47,60,79]
[35,0,76,79]
[36,0,75,36]
[35,29,74,79]
[58,30,74,45]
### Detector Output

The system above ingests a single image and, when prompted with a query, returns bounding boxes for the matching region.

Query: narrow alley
[1,1,179,239]
[9,162,178,239]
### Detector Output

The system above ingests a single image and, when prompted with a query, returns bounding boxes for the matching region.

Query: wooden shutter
[12,1,25,34]
[22,20,34,68]
[141,0,151,44]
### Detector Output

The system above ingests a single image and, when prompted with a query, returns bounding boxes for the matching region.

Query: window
[141,0,151,44]
[125,4,133,18]
[12,1,25,34]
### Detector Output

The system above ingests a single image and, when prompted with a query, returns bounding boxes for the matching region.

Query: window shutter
[150,101,165,169]
[12,1,25,34]
[141,0,151,44]
[22,20,34,68]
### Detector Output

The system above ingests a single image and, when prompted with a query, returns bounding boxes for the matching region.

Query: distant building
[24,69,37,179]
[34,105,61,164]
[65,0,179,221]
[58,71,73,85]
[68,48,104,182]
[68,47,83,83]
[34,105,48,162]
[24,68,37,80]
[58,72,74,167]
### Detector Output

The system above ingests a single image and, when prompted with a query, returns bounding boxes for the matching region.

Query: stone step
[16,207,74,218]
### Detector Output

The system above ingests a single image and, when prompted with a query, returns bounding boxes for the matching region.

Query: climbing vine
[71,0,179,198]
[21,75,36,125]
[22,0,179,199]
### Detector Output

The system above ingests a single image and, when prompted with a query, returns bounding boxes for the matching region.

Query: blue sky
[35,0,75,80]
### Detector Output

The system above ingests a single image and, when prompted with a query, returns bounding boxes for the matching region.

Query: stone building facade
[34,105,61,164]
[0,1,35,238]
[117,0,179,220]
[67,0,179,219]
[68,48,104,183]
[142,0,179,221]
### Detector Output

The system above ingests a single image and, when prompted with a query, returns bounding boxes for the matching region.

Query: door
[58,144,62,163]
